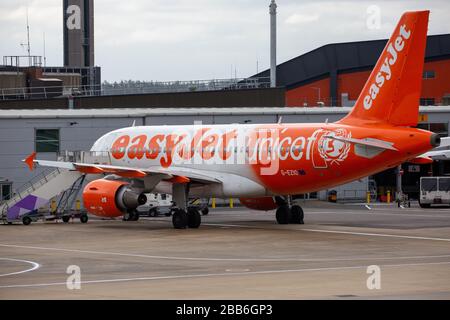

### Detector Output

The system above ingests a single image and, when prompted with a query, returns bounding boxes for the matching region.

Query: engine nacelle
[83,179,147,217]
[239,197,277,211]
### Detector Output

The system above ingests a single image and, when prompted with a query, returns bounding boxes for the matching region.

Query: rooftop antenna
[43,32,46,67]
[19,7,32,66]
[26,7,31,65]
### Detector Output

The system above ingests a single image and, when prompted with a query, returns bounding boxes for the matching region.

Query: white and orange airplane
[26,11,440,229]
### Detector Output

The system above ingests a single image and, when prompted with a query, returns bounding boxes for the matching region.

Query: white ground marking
[304,210,450,218]
[0,258,40,277]
[202,223,450,242]
[225,268,250,272]
[1,261,449,289]
[0,243,449,262]
[301,228,450,242]
[209,209,450,218]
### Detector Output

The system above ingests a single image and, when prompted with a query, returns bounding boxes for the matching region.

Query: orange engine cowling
[239,197,277,211]
[82,179,147,217]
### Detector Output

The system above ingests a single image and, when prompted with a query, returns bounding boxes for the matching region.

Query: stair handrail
[0,168,62,218]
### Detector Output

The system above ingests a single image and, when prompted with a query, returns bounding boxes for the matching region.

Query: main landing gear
[171,183,202,229]
[275,196,304,225]
[123,210,140,221]
[172,207,201,229]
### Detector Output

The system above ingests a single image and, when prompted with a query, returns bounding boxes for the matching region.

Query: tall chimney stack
[63,0,94,68]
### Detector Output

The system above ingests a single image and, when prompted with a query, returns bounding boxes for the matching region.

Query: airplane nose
[430,133,441,148]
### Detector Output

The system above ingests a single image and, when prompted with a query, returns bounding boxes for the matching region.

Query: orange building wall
[286,58,450,106]
[285,78,330,107]
[337,70,371,102]
[421,59,450,103]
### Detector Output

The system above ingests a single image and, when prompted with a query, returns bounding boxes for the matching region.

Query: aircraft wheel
[419,202,431,208]
[187,208,201,228]
[132,212,140,221]
[290,205,304,224]
[123,212,131,221]
[123,210,138,221]
[201,207,209,215]
[80,214,88,224]
[276,205,291,224]
[22,216,32,226]
[149,207,158,217]
[172,209,188,229]
[62,215,71,223]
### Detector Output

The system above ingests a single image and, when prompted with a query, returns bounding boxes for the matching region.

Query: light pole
[269,0,277,88]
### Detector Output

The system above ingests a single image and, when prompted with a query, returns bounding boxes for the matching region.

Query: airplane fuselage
[90,122,435,198]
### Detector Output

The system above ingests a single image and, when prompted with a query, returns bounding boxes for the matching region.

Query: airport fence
[0,77,271,100]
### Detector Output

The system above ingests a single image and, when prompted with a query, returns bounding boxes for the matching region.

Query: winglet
[23,152,37,171]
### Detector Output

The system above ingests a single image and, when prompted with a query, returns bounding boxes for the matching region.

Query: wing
[413,137,450,161]
[23,153,220,185]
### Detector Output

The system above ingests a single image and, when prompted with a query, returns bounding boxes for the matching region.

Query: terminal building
[252,34,450,107]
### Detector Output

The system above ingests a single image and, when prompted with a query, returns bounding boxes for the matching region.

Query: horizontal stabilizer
[438,137,450,148]
[323,135,398,151]
[421,150,450,159]
[409,156,433,164]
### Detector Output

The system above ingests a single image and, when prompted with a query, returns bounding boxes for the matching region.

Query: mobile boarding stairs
[0,151,110,225]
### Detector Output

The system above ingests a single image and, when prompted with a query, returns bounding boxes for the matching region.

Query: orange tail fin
[339,11,429,127]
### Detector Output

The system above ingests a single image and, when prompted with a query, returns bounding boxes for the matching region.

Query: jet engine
[83,179,147,217]
[239,197,278,211]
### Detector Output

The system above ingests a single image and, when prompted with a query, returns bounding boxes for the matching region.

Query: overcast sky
[1,0,449,82]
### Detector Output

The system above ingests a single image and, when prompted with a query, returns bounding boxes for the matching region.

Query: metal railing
[339,189,374,201]
[3,55,43,68]
[57,151,112,165]
[0,77,271,100]
[0,168,62,219]
[289,96,450,107]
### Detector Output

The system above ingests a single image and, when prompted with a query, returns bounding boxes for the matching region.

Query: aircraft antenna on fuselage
[277,116,283,124]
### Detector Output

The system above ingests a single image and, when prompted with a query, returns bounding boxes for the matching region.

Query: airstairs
[0,168,84,224]
[55,174,86,218]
